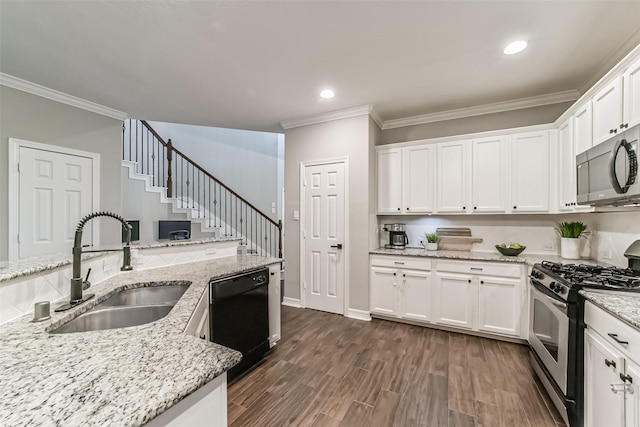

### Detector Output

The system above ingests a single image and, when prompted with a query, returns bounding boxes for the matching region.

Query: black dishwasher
[209,268,270,383]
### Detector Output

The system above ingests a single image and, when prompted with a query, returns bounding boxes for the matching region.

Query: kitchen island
[0,255,280,426]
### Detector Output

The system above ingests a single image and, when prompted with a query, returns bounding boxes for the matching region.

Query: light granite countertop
[580,290,640,331]
[370,247,608,268]
[0,255,281,427]
[0,237,241,283]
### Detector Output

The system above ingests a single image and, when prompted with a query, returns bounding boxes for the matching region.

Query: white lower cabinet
[185,287,210,341]
[370,256,431,322]
[370,256,526,340]
[584,301,640,427]
[268,264,281,347]
[433,272,474,329]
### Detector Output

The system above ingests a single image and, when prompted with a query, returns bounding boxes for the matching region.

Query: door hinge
[16,163,20,173]
[303,230,306,238]
[303,281,306,289]
[16,234,20,244]
[303,178,306,187]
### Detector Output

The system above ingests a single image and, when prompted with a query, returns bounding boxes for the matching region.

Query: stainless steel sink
[97,284,190,307]
[51,283,189,334]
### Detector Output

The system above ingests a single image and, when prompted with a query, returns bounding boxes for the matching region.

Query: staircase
[122,119,282,258]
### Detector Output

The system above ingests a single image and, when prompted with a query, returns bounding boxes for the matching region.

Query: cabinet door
[626,358,640,427]
[477,276,521,337]
[510,131,550,212]
[593,76,624,145]
[623,57,640,129]
[403,145,435,213]
[433,272,474,329]
[370,267,398,316]
[472,136,507,213]
[574,101,593,155]
[584,328,625,427]
[437,140,470,213]
[268,266,281,347]
[399,269,431,323]
[377,148,403,213]
[558,118,575,211]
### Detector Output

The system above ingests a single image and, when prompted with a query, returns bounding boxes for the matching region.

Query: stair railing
[122,119,282,258]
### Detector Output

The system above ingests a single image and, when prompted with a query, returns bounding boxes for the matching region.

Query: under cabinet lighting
[503,40,528,55]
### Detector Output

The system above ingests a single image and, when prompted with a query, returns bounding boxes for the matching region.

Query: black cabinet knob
[467,279,471,283]
[406,207,409,210]
[513,206,517,209]
[474,206,477,210]
[480,280,484,284]
[393,272,396,276]
[397,208,400,211]
[402,273,406,277]
[463,206,466,210]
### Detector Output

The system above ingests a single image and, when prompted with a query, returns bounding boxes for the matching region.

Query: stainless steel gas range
[529,241,640,427]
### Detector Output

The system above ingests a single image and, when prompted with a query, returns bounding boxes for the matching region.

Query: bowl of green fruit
[495,243,526,256]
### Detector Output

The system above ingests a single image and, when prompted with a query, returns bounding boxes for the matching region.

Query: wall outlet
[543,242,555,251]
[103,258,115,272]
[205,247,217,255]
[601,247,612,260]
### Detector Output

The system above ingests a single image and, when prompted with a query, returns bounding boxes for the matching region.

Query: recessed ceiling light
[320,89,335,99]
[503,40,528,55]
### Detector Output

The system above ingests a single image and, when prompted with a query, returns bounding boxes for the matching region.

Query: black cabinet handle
[610,129,616,134]
[605,359,617,368]
[330,244,343,249]
[621,373,633,383]
[200,334,206,340]
[608,333,629,345]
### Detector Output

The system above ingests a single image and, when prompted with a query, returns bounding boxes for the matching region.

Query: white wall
[147,121,283,222]
[284,114,373,311]
[0,86,123,260]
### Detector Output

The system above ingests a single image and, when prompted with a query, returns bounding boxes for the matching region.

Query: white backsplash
[376,211,640,267]
[0,240,239,326]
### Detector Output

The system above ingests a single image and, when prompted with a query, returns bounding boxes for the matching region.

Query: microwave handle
[609,138,638,194]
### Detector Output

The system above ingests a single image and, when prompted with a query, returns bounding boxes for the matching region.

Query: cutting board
[436,227,472,237]
[436,228,482,251]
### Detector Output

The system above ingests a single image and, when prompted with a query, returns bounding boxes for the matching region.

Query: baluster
[166,139,173,198]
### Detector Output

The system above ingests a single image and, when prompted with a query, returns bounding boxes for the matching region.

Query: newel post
[166,138,173,198]
[278,220,283,258]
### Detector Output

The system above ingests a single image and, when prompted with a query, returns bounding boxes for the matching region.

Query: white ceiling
[2,1,640,133]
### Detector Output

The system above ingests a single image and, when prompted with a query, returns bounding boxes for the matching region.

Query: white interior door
[18,146,94,258]
[302,161,346,315]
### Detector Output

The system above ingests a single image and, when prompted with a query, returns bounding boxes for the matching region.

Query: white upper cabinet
[376,148,403,213]
[574,101,593,155]
[377,145,435,214]
[403,145,436,213]
[510,131,550,212]
[593,76,624,145]
[623,56,640,129]
[472,136,507,213]
[558,118,575,212]
[437,140,470,213]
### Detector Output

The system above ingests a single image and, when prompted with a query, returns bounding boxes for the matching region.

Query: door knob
[330,244,343,249]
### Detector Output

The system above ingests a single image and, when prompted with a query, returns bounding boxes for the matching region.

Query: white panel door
[593,76,624,145]
[370,267,397,316]
[477,276,521,337]
[510,131,550,212]
[623,57,640,129]
[400,269,431,322]
[303,162,345,315]
[18,147,94,258]
[574,101,593,155]
[403,145,435,213]
[377,148,402,213]
[437,140,470,213]
[584,328,625,427]
[472,136,506,213]
[434,272,474,329]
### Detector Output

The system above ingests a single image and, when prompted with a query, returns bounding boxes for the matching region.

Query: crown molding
[381,90,580,130]
[280,104,380,130]
[0,73,129,121]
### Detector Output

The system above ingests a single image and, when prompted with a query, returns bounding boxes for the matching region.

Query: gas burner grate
[539,260,640,290]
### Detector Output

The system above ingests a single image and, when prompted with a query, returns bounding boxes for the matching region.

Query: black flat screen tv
[158,220,191,240]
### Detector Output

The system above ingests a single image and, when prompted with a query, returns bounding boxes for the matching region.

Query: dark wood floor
[228,306,566,427]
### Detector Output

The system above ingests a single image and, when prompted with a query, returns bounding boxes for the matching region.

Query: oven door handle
[530,279,568,310]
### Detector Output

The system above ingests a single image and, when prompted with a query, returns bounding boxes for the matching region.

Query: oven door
[529,279,570,395]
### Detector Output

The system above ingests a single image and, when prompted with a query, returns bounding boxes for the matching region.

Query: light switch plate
[293,210,299,221]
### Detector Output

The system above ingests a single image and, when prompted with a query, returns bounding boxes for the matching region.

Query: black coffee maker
[383,223,408,249]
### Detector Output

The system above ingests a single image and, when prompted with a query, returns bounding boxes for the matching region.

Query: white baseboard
[347,308,371,321]
[282,297,301,308]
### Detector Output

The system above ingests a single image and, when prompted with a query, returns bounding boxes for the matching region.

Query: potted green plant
[425,232,438,251]
[558,221,587,260]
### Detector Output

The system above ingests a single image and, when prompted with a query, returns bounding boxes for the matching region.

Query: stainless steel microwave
[576,124,639,206]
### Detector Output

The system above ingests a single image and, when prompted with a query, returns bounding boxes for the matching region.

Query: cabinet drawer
[436,260,522,278]
[370,255,432,271]
[585,301,640,363]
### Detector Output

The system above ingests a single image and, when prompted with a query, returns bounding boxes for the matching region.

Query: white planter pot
[426,243,438,251]
[560,237,581,260]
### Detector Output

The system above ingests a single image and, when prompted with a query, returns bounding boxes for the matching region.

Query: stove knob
[558,286,566,295]
[550,282,559,293]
